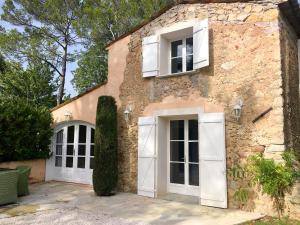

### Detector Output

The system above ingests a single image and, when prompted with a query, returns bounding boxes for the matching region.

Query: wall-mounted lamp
[233,98,243,122]
[124,105,132,124]
[64,110,72,121]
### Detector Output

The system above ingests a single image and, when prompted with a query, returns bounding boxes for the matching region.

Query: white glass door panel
[168,119,199,196]
[46,122,95,185]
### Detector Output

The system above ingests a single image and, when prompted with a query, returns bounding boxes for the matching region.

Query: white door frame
[46,121,95,185]
[154,107,203,197]
[167,117,199,196]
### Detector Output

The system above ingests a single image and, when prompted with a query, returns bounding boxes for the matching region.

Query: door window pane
[170,120,184,140]
[189,142,199,163]
[67,145,73,155]
[67,126,74,143]
[188,120,198,140]
[55,156,62,167]
[56,130,63,143]
[66,157,73,168]
[56,145,62,155]
[189,164,199,186]
[90,145,94,156]
[79,125,87,143]
[170,141,184,162]
[78,145,86,156]
[91,128,95,143]
[170,163,184,184]
[77,157,85,168]
[90,158,94,169]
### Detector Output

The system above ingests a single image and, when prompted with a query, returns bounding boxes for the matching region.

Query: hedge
[93,96,118,196]
[0,98,53,162]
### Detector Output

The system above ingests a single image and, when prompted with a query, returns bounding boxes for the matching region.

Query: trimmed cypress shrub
[93,96,118,196]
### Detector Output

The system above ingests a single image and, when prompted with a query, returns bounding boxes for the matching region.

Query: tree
[93,96,118,196]
[72,0,172,92]
[0,54,6,73]
[72,42,107,93]
[0,0,83,104]
[0,97,53,162]
[0,60,57,108]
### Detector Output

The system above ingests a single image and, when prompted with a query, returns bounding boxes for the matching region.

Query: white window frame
[170,37,193,75]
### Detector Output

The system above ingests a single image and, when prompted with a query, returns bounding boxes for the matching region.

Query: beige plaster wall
[0,159,46,183]
[51,36,130,125]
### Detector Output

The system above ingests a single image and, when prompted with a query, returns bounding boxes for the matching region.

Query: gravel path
[0,208,148,225]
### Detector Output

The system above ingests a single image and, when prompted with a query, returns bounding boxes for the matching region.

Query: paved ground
[0,182,264,225]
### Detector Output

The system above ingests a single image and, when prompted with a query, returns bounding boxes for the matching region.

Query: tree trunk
[57,45,68,105]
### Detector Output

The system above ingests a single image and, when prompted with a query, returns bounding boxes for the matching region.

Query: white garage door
[46,122,95,185]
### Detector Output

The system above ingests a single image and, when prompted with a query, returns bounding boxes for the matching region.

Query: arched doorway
[46,121,95,184]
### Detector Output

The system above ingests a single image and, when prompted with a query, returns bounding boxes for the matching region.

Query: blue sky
[0,2,78,97]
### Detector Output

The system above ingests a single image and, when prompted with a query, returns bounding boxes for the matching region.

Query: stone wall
[279,11,300,219]
[117,0,287,213]
[279,12,300,156]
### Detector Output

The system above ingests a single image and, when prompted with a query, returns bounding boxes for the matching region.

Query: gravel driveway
[0,182,264,225]
[0,208,147,225]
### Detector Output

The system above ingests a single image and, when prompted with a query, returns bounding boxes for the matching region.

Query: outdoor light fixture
[233,98,243,122]
[124,105,132,124]
[64,110,72,121]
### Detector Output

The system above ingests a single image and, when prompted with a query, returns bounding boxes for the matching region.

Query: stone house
[47,0,300,217]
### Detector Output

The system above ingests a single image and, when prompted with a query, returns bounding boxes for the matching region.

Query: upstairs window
[142,19,208,78]
[171,37,193,74]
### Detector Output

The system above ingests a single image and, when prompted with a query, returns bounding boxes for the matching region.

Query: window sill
[157,70,198,78]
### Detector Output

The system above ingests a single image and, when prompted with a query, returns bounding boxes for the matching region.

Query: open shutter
[193,19,209,70]
[142,35,159,77]
[137,116,156,197]
[199,112,227,208]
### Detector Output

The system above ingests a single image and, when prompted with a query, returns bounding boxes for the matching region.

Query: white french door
[167,119,199,196]
[46,122,95,185]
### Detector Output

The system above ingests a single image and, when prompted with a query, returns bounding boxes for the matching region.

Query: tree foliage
[93,96,118,196]
[0,97,53,162]
[0,0,173,99]
[72,0,172,93]
[72,42,107,93]
[0,60,57,108]
[0,0,83,104]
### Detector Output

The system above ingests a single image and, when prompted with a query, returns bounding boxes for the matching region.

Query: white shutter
[199,112,227,208]
[142,35,159,77]
[193,19,209,70]
[137,116,156,197]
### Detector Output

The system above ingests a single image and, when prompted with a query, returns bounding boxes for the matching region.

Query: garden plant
[93,96,118,196]
[248,151,300,218]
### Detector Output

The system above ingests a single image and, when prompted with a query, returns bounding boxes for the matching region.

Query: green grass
[242,217,300,225]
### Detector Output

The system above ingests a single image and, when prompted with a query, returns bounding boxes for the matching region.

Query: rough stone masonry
[116,0,300,218]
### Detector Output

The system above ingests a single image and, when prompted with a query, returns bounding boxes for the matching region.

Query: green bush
[0,98,53,162]
[93,96,118,196]
[248,151,300,218]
